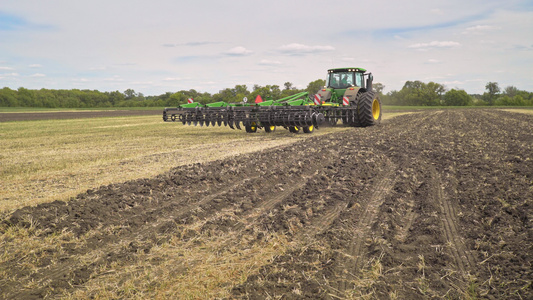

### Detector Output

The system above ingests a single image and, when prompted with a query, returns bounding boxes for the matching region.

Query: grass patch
[500,108,533,115]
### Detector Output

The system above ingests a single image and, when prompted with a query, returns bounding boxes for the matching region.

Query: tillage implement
[163,68,382,133]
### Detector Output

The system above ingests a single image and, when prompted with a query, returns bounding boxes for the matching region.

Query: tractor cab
[320,68,374,105]
[326,68,370,90]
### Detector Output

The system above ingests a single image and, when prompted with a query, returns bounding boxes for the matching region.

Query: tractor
[163,67,382,133]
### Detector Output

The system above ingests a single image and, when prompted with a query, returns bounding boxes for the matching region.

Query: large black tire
[349,93,362,127]
[357,91,382,127]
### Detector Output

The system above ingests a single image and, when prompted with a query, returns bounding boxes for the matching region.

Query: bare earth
[1,109,531,299]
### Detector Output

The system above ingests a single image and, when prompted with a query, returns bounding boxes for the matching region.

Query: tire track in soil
[203,156,338,247]
[330,160,397,295]
[428,165,475,274]
[396,209,418,243]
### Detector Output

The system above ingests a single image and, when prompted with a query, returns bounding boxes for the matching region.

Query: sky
[0,0,532,96]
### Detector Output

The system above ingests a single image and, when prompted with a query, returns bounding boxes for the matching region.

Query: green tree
[17,87,35,107]
[169,92,186,105]
[389,81,445,106]
[250,85,281,101]
[443,89,472,106]
[123,89,137,99]
[423,82,446,105]
[373,82,385,95]
[107,91,125,106]
[503,85,519,98]
[483,82,500,105]
[0,87,19,106]
[283,82,294,90]
[306,79,326,95]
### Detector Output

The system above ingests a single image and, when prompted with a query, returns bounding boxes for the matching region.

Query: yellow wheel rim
[308,125,314,132]
[251,122,257,131]
[372,98,380,120]
[269,125,275,131]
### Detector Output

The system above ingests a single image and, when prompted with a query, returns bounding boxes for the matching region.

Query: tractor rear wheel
[358,91,382,126]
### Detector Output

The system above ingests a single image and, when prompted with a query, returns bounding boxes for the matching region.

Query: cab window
[328,72,355,89]
[355,73,363,87]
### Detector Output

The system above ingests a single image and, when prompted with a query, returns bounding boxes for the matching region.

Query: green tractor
[163,67,382,133]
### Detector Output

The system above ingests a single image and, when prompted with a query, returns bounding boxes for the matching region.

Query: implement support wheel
[264,124,276,133]
[245,121,258,133]
[303,125,314,133]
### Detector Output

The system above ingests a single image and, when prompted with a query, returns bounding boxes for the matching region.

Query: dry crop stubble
[0,115,358,215]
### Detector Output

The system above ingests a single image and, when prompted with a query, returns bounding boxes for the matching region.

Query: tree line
[1,79,531,108]
[378,81,533,106]
[0,80,325,108]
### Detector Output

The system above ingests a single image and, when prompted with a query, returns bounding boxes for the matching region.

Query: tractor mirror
[366,73,373,91]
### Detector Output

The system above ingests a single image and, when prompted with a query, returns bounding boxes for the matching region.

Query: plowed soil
[1,109,532,299]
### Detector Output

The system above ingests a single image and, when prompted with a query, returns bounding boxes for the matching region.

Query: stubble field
[0,109,531,299]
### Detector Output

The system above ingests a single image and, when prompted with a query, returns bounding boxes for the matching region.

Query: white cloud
[443,80,464,86]
[258,59,282,66]
[30,73,46,77]
[164,77,185,81]
[426,59,441,64]
[462,25,500,34]
[408,41,461,51]
[278,43,335,55]
[104,75,123,82]
[0,66,15,70]
[224,47,253,56]
[29,64,42,68]
[89,66,107,71]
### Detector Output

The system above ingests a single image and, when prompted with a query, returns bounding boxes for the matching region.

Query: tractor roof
[328,67,366,73]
